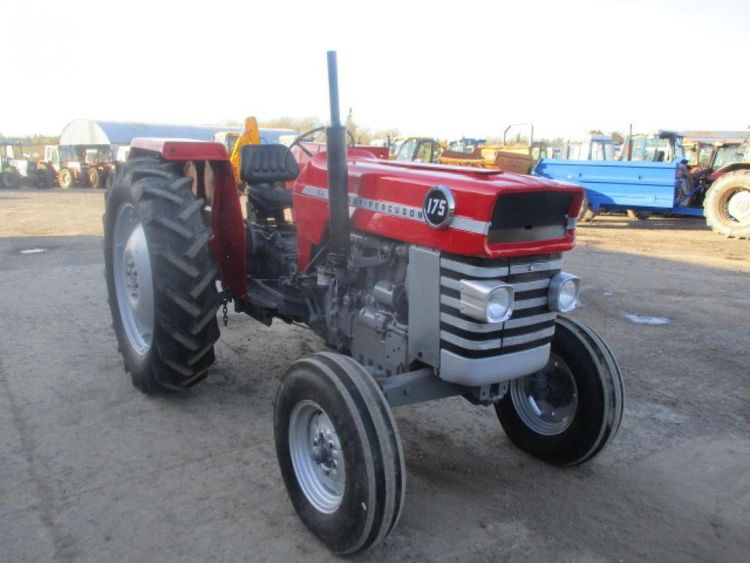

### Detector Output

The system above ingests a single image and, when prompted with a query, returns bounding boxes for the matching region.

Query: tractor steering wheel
[289,127,357,157]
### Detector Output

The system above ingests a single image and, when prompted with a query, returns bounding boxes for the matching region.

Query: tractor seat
[240,144,299,185]
[246,182,293,212]
[240,144,298,220]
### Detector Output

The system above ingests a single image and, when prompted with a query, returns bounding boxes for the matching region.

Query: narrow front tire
[496,316,624,466]
[274,352,405,555]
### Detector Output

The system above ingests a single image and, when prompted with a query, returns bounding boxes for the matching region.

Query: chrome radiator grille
[439,253,561,358]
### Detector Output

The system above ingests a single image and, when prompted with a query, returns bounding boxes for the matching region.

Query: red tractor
[103,53,623,554]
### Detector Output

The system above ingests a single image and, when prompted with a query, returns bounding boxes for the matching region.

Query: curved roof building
[59,119,296,146]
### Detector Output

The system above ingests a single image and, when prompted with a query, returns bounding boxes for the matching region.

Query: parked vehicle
[535,131,750,238]
[440,124,547,174]
[43,145,114,188]
[557,135,615,161]
[1,143,55,188]
[103,52,623,554]
[701,140,750,238]
[392,136,442,162]
[1,143,22,189]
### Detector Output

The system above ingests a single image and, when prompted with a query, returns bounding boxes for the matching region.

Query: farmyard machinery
[104,52,623,554]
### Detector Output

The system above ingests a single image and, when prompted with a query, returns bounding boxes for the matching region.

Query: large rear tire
[89,166,104,189]
[704,170,750,239]
[104,157,221,393]
[495,316,623,466]
[274,352,405,555]
[58,168,74,189]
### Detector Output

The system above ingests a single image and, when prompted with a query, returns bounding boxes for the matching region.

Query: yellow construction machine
[214,117,261,189]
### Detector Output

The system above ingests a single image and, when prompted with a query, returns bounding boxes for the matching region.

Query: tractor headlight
[459,280,514,323]
[548,272,580,312]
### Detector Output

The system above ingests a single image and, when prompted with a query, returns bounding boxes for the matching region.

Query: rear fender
[129,138,248,300]
[708,162,750,182]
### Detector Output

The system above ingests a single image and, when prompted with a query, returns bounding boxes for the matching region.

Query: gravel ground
[1,187,748,562]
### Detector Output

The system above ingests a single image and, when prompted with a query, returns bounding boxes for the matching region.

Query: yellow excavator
[214,116,262,189]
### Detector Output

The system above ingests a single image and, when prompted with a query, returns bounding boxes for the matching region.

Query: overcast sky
[2,0,748,140]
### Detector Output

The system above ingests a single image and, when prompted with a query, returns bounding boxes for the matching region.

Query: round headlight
[558,279,579,311]
[549,272,580,313]
[486,286,514,323]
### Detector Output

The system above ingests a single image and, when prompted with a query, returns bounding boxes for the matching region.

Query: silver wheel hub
[289,401,346,514]
[510,355,578,436]
[113,204,154,355]
[726,190,750,223]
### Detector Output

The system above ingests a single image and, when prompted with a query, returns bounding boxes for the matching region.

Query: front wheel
[104,158,221,393]
[495,316,624,466]
[1,170,21,189]
[274,353,405,555]
[704,170,750,239]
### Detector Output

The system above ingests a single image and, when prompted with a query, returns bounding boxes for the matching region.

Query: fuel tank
[291,149,583,271]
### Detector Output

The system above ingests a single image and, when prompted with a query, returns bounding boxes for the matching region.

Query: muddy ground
[1,188,748,562]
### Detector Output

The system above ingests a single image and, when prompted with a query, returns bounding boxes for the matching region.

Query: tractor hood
[292,149,583,262]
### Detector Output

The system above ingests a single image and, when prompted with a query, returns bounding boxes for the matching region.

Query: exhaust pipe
[326,51,350,259]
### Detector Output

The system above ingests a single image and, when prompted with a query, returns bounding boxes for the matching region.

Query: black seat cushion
[240,144,299,185]
[247,183,293,212]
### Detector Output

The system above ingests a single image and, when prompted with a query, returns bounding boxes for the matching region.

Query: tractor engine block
[321,234,410,377]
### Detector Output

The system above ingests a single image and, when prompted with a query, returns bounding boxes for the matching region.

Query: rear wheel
[35,169,54,189]
[496,316,624,466]
[58,168,74,189]
[104,157,221,393]
[274,352,405,555]
[704,170,750,239]
[89,166,103,188]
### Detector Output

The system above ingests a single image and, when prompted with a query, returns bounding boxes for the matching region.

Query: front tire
[104,157,221,393]
[274,353,405,555]
[704,170,750,239]
[1,169,21,189]
[496,316,624,466]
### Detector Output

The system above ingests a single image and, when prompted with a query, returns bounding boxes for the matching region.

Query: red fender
[130,138,248,301]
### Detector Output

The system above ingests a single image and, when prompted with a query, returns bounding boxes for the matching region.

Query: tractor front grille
[488,191,574,243]
[439,253,560,359]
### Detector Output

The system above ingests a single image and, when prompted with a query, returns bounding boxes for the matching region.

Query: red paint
[208,160,248,300]
[130,138,229,161]
[130,138,581,301]
[291,151,582,272]
[127,137,247,299]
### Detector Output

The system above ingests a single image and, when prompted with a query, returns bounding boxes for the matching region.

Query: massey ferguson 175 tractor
[104,52,623,554]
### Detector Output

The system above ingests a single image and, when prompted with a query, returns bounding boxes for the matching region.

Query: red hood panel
[292,151,582,266]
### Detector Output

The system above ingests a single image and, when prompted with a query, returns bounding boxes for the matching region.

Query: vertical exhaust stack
[326,51,351,259]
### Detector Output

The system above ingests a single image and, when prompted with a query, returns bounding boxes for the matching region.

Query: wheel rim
[113,203,155,355]
[288,400,346,514]
[724,188,750,224]
[510,354,578,436]
[60,170,71,187]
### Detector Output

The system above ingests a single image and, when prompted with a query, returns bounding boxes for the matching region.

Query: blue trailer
[532,158,702,218]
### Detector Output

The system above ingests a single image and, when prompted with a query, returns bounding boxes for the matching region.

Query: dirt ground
[1,188,748,562]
